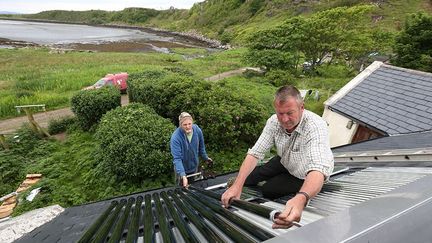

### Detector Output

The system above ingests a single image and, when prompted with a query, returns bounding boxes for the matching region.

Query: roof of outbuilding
[326,61,432,135]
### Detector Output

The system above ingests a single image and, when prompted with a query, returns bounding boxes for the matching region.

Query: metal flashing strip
[334,147,432,163]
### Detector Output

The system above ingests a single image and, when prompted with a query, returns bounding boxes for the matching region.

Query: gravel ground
[0,95,129,134]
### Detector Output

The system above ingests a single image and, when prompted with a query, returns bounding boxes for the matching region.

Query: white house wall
[322,108,358,147]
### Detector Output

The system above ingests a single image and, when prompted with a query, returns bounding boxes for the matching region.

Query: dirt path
[0,95,129,134]
[0,67,260,134]
[204,67,261,81]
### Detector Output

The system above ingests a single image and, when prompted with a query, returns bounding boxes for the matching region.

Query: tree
[393,12,432,72]
[244,17,305,72]
[300,5,375,69]
[245,5,384,73]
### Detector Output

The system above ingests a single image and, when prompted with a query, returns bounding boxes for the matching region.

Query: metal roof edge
[264,174,432,243]
[333,146,432,163]
[324,61,384,107]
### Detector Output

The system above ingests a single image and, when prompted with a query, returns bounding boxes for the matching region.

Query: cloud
[0,0,204,14]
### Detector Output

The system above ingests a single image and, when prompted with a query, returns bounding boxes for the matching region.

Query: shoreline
[0,17,229,50]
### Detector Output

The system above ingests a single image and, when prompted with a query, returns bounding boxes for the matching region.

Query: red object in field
[83,72,128,93]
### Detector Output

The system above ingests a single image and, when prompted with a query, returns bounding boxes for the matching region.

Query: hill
[4,0,432,45]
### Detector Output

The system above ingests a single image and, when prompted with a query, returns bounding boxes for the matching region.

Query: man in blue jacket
[170,112,212,187]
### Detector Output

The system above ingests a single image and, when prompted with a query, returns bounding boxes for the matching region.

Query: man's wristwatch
[296,191,310,207]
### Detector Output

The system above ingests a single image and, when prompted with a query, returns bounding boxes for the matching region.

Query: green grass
[180,48,247,79]
[11,129,173,215]
[0,47,246,119]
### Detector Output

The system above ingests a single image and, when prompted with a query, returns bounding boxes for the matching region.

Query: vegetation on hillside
[4,0,431,45]
[392,12,432,72]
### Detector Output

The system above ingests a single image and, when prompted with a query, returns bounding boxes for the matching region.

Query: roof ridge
[382,63,432,78]
[389,129,432,136]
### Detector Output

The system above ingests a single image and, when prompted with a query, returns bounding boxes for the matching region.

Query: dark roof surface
[15,166,432,243]
[332,130,432,153]
[330,63,432,135]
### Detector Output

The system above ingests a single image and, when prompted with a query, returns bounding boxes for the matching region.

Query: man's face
[181,118,193,134]
[274,97,304,132]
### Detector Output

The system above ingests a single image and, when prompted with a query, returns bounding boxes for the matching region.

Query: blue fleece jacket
[170,124,209,177]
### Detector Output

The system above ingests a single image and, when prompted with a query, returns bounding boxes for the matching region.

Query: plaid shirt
[248,110,334,180]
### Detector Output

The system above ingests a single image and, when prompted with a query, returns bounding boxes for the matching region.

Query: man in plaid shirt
[222,85,334,229]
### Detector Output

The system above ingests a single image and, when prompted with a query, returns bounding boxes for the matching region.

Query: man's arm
[221,154,258,207]
[221,116,276,207]
[272,170,324,229]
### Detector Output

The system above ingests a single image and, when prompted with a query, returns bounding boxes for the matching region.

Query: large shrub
[194,85,267,150]
[127,70,168,104]
[95,103,174,181]
[127,70,268,151]
[71,86,121,130]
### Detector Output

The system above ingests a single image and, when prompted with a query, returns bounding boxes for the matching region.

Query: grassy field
[0,47,246,119]
[0,46,353,120]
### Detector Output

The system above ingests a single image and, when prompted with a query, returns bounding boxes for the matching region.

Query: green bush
[127,70,168,103]
[95,103,175,181]
[264,69,298,87]
[315,64,355,78]
[188,85,267,151]
[0,126,58,197]
[163,66,194,76]
[0,151,25,196]
[71,87,121,131]
[128,71,267,151]
[7,126,45,156]
[47,116,77,135]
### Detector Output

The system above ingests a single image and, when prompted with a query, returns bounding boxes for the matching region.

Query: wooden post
[0,134,9,150]
[22,107,39,134]
[22,108,50,137]
[15,105,50,138]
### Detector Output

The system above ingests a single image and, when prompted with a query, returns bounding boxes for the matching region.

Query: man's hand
[182,176,189,188]
[221,154,258,208]
[221,185,242,208]
[272,194,306,229]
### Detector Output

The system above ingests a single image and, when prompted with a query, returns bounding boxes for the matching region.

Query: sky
[0,0,205,14]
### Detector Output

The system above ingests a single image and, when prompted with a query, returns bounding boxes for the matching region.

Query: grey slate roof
[332,130,432,153]
[329,62,432,135]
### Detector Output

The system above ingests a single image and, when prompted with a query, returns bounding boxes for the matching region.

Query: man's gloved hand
[206,157,213,168]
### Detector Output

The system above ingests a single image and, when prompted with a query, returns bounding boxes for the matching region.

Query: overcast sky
[0,0,205,14]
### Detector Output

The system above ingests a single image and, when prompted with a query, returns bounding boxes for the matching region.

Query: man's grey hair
[274,85,303,104]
